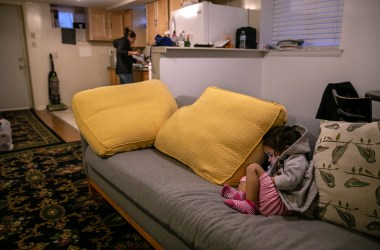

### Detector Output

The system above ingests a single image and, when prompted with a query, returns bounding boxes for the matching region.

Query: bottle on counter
[171,30,178,46]
[239,30,246,49]
[184,35,191,47]
[178,31,185,47]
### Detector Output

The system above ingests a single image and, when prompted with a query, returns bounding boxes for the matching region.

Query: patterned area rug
[0,109,63,152]
[0,142,153,249]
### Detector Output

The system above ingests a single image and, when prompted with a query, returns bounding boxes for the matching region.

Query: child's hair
[123,27,136,38]
[263,125,301,154]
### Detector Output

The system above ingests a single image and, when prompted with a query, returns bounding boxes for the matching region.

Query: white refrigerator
[170,2,248,46]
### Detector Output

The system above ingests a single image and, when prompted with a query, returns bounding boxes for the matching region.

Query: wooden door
[0,5,31,111]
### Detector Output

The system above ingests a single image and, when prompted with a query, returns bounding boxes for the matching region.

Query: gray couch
[81,97,380,249]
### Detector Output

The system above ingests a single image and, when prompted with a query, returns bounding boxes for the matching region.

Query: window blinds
[272,0,344,47]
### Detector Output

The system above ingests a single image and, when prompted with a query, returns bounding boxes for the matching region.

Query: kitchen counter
[150,47,266,82]
[152,46,268,53]
[107,65,149,71]
[152,46,268,60]
[150,46,264,98]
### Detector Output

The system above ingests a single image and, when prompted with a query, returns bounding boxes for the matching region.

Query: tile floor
[51,107,78,130]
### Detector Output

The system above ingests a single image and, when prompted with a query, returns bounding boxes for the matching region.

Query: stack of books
[277,39,304,50]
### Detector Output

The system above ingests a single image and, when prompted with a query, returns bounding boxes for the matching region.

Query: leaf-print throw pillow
[312,120,380,238]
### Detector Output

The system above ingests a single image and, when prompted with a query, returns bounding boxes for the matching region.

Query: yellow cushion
[311,120,380,238]
[72,80,177,157]
[154,87,287,185]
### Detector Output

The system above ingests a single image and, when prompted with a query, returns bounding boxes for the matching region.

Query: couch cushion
[154,87,287,185]
[84,147,380,249]
[72,80,177,157]
[312,120,380,238]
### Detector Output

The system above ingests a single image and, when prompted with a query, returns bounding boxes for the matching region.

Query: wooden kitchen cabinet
[133,70,149,82]
[107,11,124,40]
[108,67,120,85]
[108,67,148,85]
[123,8,146,47]
[86,8,124,41]
[86,8,107,40]
[146,0,169,45]
[157,0,169,38]
[123,10,132,29]
[169,0,183,14]
[146,2,157,45]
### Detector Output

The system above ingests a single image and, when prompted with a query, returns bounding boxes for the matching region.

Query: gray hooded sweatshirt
[268,124,318,213]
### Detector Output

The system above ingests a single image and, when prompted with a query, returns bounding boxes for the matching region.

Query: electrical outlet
[53,52,58,59]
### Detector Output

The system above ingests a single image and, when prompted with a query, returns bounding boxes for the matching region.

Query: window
[57,8,74,28]
[51,5,85,29]
[271,0,344,48]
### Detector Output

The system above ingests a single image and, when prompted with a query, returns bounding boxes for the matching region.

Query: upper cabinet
[146,0,169,45]
[86,8,124,41]
[86,8,107,40]
[123,8,146,47]
[169,0,182,14]
[107,11,124,40]
[146,2,157,45]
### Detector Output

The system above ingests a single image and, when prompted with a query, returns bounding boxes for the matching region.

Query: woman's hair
[263,125,301,154]
[124,27,136,38]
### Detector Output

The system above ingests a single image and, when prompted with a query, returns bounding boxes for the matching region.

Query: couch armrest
[80,134,90,174]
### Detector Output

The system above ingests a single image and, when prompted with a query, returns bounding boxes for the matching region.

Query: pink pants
[240,173,291,216]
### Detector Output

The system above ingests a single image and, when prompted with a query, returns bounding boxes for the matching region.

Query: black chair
[332,89,372,122]
[316,81,359,120]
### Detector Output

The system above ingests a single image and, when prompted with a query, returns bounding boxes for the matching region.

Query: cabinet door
[132,70,142,82]
[146,2,157,45]
[108,11,124,40]
[131,8,147,47]
[143,71,149,81]
[157,0,169,37]
[108,68,120,85]
[169,0,182,14]
[87,8,107,40]
[123,10,132,30]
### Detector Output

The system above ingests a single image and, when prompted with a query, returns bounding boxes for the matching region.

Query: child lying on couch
[222,125,318,216]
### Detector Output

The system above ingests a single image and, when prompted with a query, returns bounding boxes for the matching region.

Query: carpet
[0,141,153,249]
[0,109,63,152]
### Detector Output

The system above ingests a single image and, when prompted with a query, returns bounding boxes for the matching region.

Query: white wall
[21,0,380,120]
[23,2,112,110]
[260,0,380,118]
[159,50,263,98]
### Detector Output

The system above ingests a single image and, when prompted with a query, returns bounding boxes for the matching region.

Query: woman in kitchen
[113,27,141,84]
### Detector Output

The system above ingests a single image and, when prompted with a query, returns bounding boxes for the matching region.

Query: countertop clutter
[132,63,149,71]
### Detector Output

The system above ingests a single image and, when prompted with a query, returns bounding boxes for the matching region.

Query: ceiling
[12,0,151,10]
